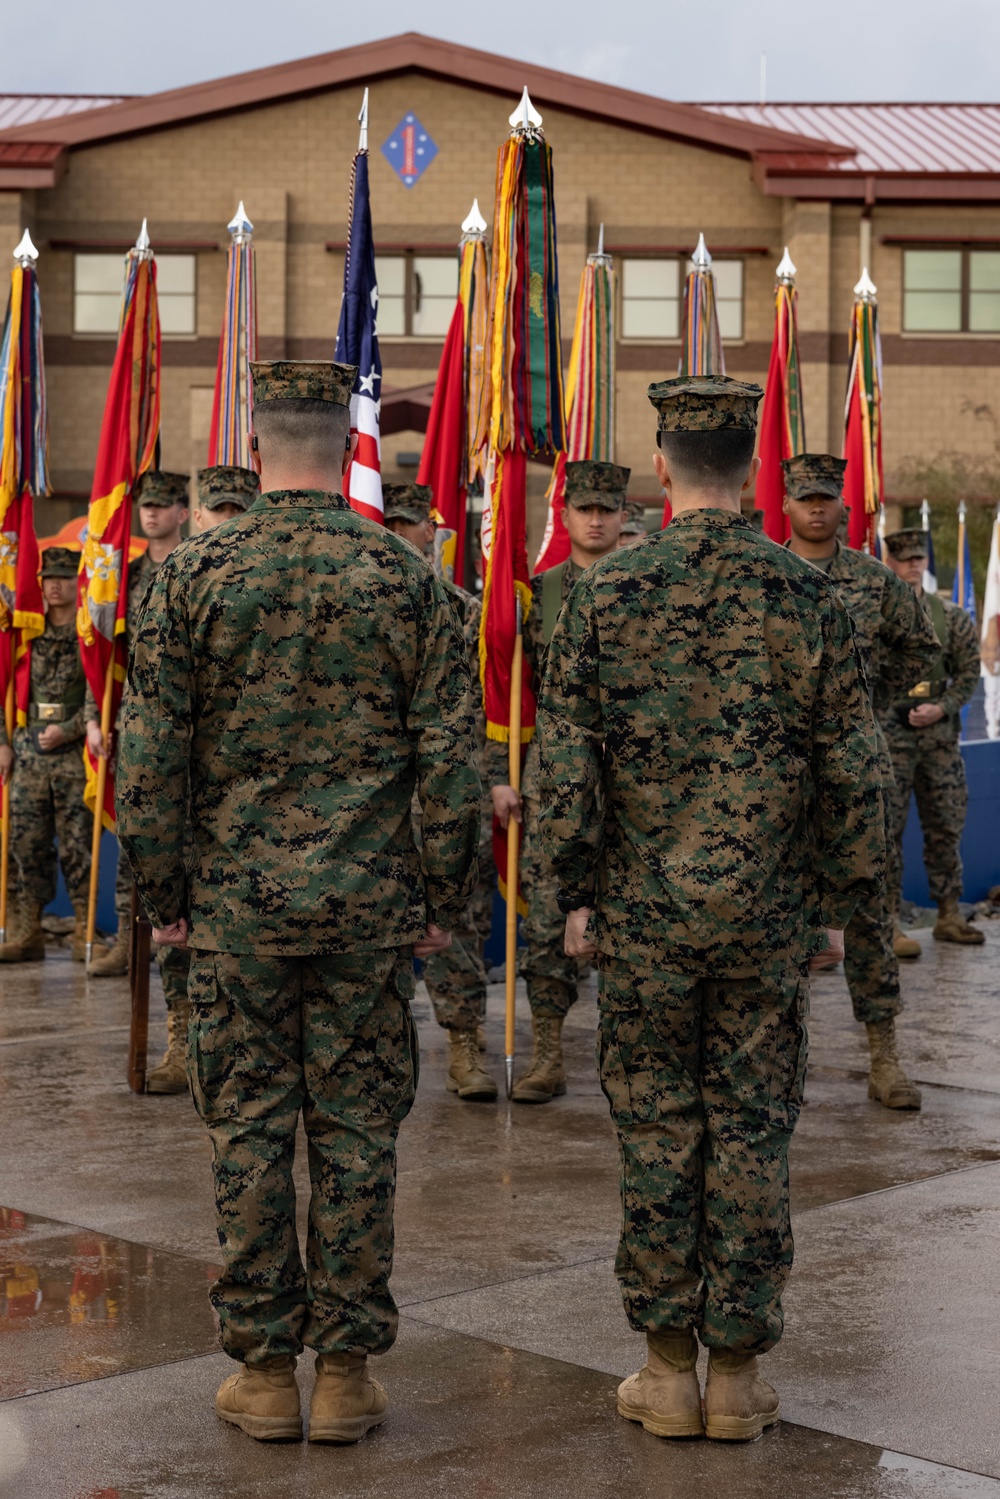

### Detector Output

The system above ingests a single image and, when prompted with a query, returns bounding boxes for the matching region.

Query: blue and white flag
[335,149,382,522]
[952,526,976,625]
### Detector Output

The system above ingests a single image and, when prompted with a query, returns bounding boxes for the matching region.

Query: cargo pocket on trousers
[597,1010,657,1129]
[768,979,809,1132]
[367,961,419,1129]
[188,959,240,1125]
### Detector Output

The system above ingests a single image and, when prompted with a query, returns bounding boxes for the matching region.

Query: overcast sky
[3,0,996,102]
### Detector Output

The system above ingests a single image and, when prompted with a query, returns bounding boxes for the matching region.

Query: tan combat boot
[933,897,985,946]
[865,1018,921,1110]
[446,1028,498,1101]
[71,902,88,963]
[146,1000,190,1095]
[617,1330,703,1438]
[309,1352,388,1444]
[215,1356,302,1442]
[892,921,921,960]
[88,922,129,977]
[511,1015,566,1104]
[704,1349,780,1441]
[0,901,45,963]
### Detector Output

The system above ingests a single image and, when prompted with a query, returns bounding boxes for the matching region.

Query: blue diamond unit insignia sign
[382,113,438,188]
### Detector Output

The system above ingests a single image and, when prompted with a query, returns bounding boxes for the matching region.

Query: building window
[374,253,458,338]
[903,247,1000,333]
[74,252,196,336]
[621,256,744,341]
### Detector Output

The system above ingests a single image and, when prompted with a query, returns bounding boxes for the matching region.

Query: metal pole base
[505,1055,514,1100]
[85,941,93,970]
[0,928,6,946]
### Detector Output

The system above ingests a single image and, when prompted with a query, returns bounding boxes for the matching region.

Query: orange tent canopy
[39,514,147,562]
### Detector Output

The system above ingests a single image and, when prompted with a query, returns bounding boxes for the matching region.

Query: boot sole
[867,1080,921,1110]
[894,948,921,960]
[309,1409,387,1444]
[617,1401,704,1438]
[704,1405,780,1441]
[933,933,985,945]
[216,1407,303,1442]
[446,1077,498,1101]
[146,1078,189,1095]
[511,1080,567,1104]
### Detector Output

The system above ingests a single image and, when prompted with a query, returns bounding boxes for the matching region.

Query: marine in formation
[117,360,480,1445]
[537,376,883,1441]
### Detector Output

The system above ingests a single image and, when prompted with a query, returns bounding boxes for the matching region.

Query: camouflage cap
[196,465,260,513]
[564,461,630,511]
[40,546,79,578]
[134,470,190,508]
[883,528,929,562]
[382,482,434,525]
[620,501,647,535]
[249,360,357,408]
[781,453,848,502]
[647,376,763,432]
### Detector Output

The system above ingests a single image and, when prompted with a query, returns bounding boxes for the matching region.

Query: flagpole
[0,670,13,944]
[85,654,115,968]
[958,500,967,611]
[504,593,523,1101]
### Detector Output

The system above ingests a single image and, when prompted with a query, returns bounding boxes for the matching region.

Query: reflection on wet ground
[1,929,998,1496]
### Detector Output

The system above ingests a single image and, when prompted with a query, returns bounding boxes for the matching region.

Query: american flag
[335,149,383,522]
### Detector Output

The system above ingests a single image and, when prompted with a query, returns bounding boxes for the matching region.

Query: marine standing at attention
[117,360,480,1446]
[382,479,498,1102]
[880,528,985,950]
[490,459,627,1103]
[782,454,938,1110]
[192,464,260,532]
[537,377,883,1441]
[0,547,91,964]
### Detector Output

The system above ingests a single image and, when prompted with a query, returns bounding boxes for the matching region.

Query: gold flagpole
[504,593,523,1101]
[957,499,967,607]
[85,652,116,968]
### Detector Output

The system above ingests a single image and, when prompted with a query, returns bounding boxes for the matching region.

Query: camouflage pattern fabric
[249,359,356,407]
[537,511,883,972]
[883,529,927,562]
[599,957,807,1353]
[879,596,980,908]
[536,509,882,1352]
[620,502,647,537]
[40,546,79,578]
[383,482,434,525]
[647,377,763,432]
[134,470,189,508]
[117,488,480,955]
[820,543,938,1022]
[187,947,417,1363]
[4,621,90,906]
[564,461,629,510]
[781,453,847,501]
[196,466,259,512]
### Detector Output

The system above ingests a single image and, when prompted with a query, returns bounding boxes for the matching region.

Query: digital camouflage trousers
[9,734,90,907]
[422,807,493,1033]
[843,735,899,1025]
[520,796,590,1018]
[187,946,418,1366]
[598,956,808,1354]
[882,716,967,907]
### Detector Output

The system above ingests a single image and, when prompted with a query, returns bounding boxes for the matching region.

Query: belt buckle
[37,703,60,721]
[908,682,931,699]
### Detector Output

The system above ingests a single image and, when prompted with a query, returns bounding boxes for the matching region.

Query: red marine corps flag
[755,248,806,543]
[77,221,160,961]
[335,90,383,523]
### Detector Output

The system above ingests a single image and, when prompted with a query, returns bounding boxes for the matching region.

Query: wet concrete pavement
[0,927,998,1497]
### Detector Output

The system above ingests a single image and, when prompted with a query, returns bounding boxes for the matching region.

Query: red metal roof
[701,103,1000,175]
[0,94,129,130]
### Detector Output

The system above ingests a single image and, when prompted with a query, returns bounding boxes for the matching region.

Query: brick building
[2,33,1000,558]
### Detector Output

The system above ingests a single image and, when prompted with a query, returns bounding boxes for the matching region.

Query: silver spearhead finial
[854,267,877,302]
[509,86,543,136]
[776,246,797,285]
[358,88,369,152]
[227,200,254,243]
[461,198,488,236]
[921,499,931,531]
[691,232,712,270]
[13,230,38,268]
[134,218,152,258]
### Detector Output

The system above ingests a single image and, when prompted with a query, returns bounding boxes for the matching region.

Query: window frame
[374,250,458,340]
[902,245,1000,335]
[72,250,198,339]
[619,252,745,344]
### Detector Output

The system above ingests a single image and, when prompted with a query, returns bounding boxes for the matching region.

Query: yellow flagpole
[85,651,116,968]
[504,592,523,1101]
[0,672,14,943]
[957,500,967,609]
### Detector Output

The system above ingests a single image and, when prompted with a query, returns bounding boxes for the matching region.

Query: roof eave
[755,164,1000,202]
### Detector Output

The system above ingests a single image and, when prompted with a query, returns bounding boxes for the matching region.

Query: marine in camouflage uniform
[489,460,628,1104]
[0,547,90,964]
[193,463,259,532]
[617,500,648,548]
[782,454,938,1111]
[382,482,497,1102]
[537,379,882,1439]
[879,527,984,948]
[86,470,194,1092]
[117,361,480,1442]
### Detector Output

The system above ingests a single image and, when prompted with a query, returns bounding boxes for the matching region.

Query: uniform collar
[667,508,751,530]
[254,488,351,511]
